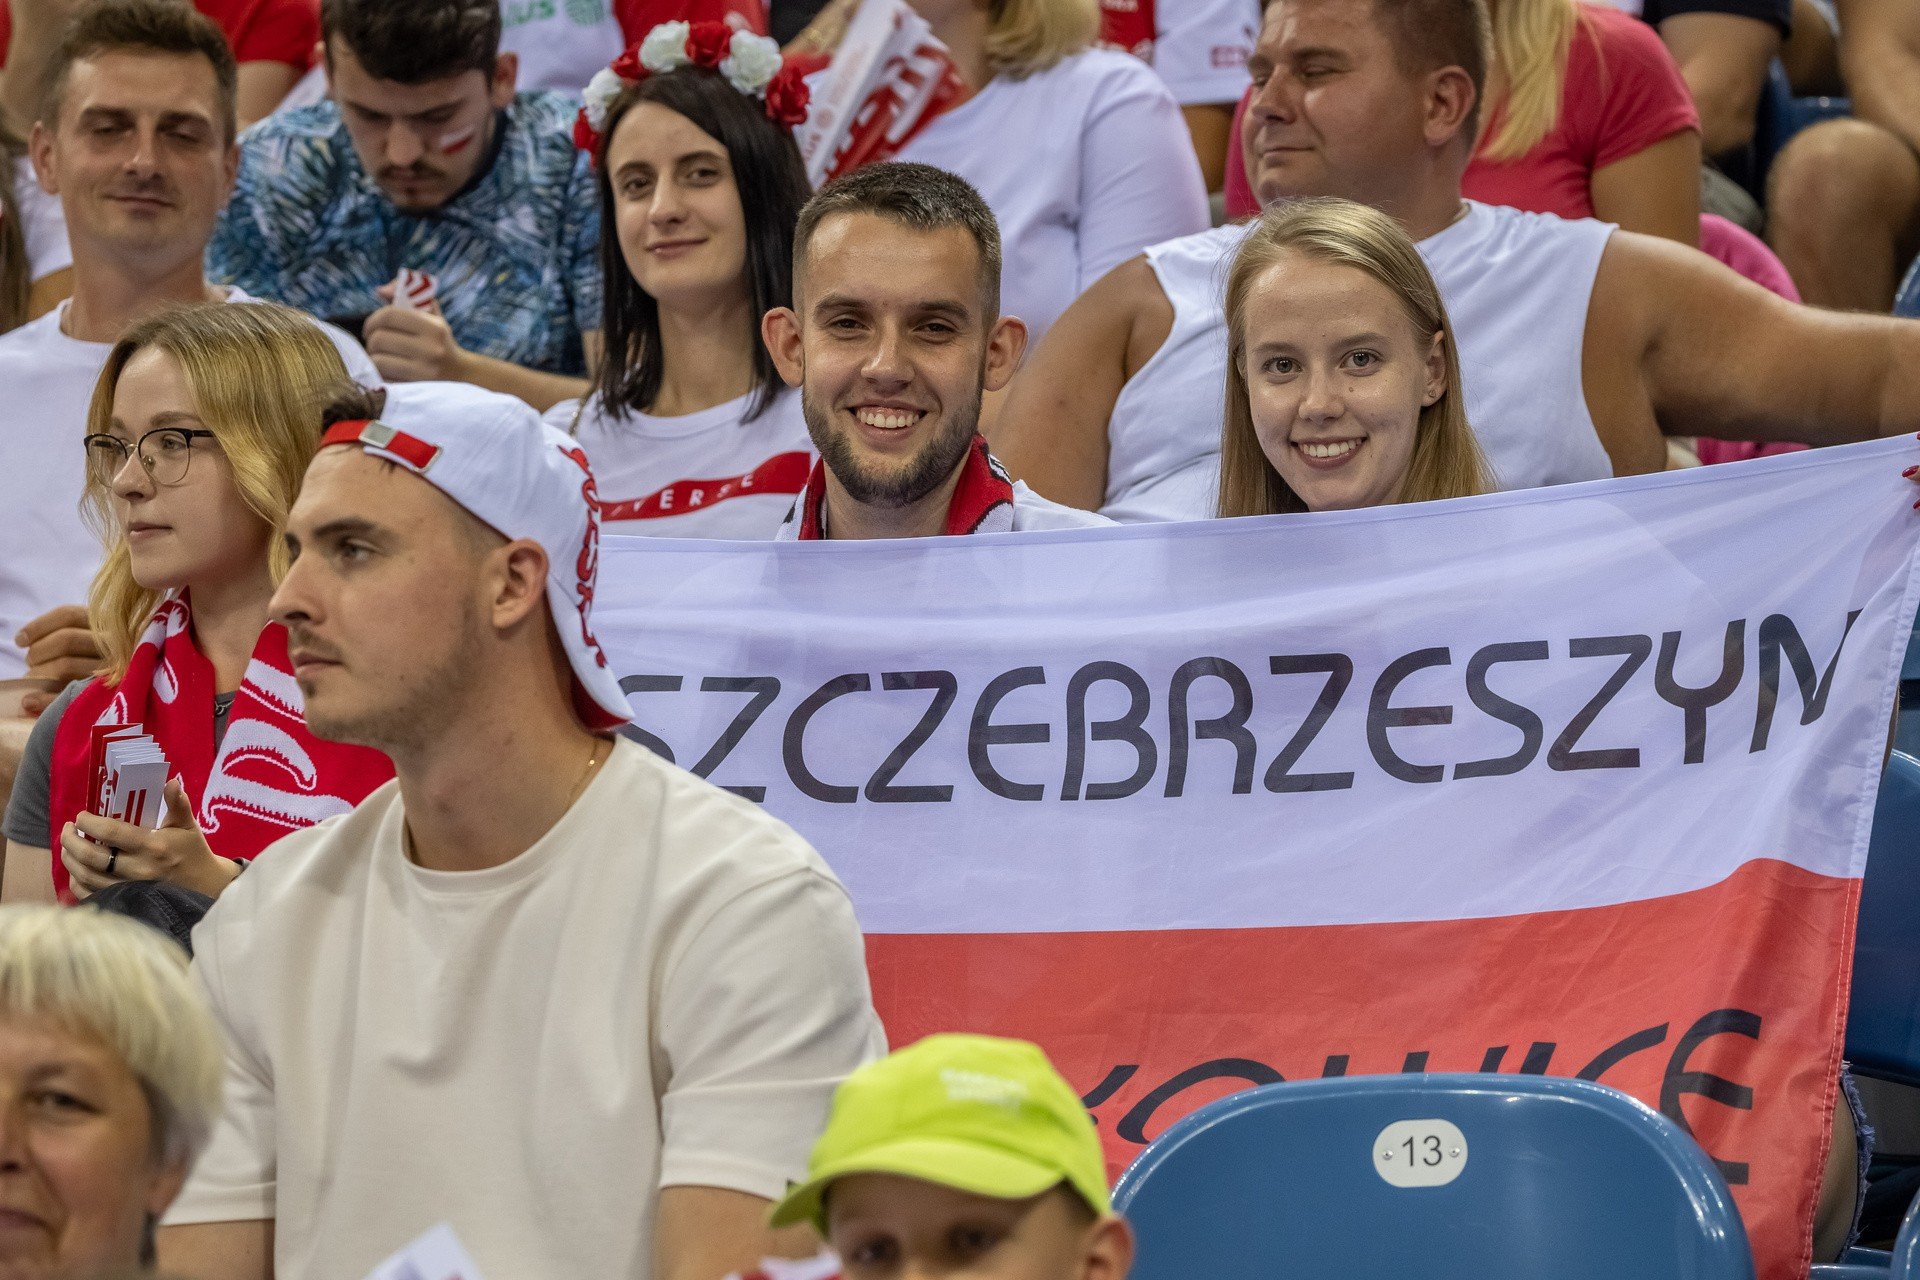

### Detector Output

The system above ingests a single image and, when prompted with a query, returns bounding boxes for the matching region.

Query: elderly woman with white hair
[0,905,222,1277]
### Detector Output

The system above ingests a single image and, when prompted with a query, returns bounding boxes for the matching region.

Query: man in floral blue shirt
[209,0,601,410]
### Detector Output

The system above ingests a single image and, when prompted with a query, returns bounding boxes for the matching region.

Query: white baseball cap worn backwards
[318,381,632,731]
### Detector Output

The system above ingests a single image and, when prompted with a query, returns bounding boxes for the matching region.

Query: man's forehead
[293,446,430,525]
[326,37,486,107]
[802,214,982,307]
[1260,0,1381,52]
[62,49,222,119]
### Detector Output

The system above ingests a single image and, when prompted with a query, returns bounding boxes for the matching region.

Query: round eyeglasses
[82,427,218,488]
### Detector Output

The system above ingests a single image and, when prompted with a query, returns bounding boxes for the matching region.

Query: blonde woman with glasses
[1,302,391,909]
[1218,198,1491,518]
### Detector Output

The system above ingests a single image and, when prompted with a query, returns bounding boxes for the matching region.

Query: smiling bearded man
[761,162,1113,540]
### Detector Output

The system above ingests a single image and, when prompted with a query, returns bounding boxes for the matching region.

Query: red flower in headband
[571,109,598,153]
[685,20,732,68]
[610,44,646,82]
[574,22,813,157]
[763,62,813,129]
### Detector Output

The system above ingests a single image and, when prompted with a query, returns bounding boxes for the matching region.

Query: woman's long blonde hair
[82,302,348,681]
[1218,198,1492,518]
[1479,0,1591,161]
[986,0,1099,79]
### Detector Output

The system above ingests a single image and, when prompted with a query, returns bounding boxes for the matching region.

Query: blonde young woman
[0,302,391,907]
[1218,198,1491,518]
[893,0,1210,348]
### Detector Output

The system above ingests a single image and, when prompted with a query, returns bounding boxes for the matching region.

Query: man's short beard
[801,382,983,511]
[295,603,486,754]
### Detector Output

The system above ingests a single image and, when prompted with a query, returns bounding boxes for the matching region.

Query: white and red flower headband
[573,20,812,155]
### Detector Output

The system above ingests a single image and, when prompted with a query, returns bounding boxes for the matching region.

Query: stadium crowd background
[0,0,1916,1274]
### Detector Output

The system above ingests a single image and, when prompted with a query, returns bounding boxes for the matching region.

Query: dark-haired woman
[544,24,815,539]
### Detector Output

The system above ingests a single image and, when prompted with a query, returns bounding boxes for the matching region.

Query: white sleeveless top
[1101,201,1617,523]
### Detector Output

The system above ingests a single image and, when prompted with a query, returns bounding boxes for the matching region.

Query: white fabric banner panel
[595,438,1920,1280]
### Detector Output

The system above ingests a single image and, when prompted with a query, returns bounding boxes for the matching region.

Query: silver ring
[104,850,117,877]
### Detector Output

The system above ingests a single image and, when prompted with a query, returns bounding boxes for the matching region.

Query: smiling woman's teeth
[857,409,920,430]
[1299,440,1360,460]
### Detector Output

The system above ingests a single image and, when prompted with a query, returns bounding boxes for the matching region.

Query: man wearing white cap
[158,381,885,1280]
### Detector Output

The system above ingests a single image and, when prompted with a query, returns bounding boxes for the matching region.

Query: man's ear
[492,538,551,631]
[763,307,806,388]
[28,120,58,196]
[491,52,520,108]
[1082,1215,1136,1280]
[1423,64,1478,152]
[983,315,1028,394]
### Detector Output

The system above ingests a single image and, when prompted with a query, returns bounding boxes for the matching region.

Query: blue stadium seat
[1751,62,1852,197]
[1895,255,1920,320]
[1846,751,1920,1084]
[1113,1073,1754,1280]
[1892,1191,1920,1276]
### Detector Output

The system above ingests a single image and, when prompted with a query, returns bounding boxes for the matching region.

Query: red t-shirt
[1224,4,1699,222]
[1461,4,1698,219]
[0,0,321,68]
[614,0,768,39]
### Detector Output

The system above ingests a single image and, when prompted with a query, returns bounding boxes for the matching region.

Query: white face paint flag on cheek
[596,437,1920,1280]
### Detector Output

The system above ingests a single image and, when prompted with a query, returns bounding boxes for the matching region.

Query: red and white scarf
[792,434,1018,539]
[47,595,393,902]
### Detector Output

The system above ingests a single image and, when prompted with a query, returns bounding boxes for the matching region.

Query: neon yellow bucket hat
[769,1033,1111,1233]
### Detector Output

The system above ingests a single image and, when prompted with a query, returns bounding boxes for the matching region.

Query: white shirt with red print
[1100,0,1259,106]
[545,385,814,540]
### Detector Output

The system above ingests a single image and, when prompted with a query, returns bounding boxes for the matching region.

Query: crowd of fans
[0,0,1915,1273]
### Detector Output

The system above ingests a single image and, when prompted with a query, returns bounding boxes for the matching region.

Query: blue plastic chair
[1114,1074,1754,1280]
[1845,751,1920,1085]
[1750,62,1851,196]
[1889,1189,1920,1277]
[1895,255,1920,320]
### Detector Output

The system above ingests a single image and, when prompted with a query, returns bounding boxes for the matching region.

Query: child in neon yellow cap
[769,1033,1135,1279]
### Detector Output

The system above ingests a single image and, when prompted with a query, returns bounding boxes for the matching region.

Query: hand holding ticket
[86,724,168,831]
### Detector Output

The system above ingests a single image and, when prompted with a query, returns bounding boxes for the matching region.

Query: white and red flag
[789,0,967,186]
[597,438,1920,1280]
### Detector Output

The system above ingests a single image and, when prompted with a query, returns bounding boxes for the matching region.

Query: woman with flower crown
[546,21,818,539]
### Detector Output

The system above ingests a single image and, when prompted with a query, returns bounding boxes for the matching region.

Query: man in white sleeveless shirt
[992,0,1920,522]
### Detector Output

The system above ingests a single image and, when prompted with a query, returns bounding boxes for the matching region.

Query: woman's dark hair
[590,67,811,424]
[0,123,29,335]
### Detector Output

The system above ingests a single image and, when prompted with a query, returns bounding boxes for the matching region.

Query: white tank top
[1101,201,1617,523]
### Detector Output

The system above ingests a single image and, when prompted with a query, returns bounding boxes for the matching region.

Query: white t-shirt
[1100,202,1616,523]
[502,0,627,94]
[896,48,1209,350]
[1103,0,1260,106]
[0,289,378,678]
[168,738,885,1280]
[544,386,814,538]
[11,156,71,282]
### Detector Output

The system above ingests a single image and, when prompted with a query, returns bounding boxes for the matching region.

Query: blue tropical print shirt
[209,92,602,375]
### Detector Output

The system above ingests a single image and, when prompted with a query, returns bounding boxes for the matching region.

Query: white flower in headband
[640,21,692,73]
[581,67,625,133]
[719,31,783,96]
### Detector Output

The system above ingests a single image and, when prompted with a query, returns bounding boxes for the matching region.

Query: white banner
[595,438,1920,1280]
